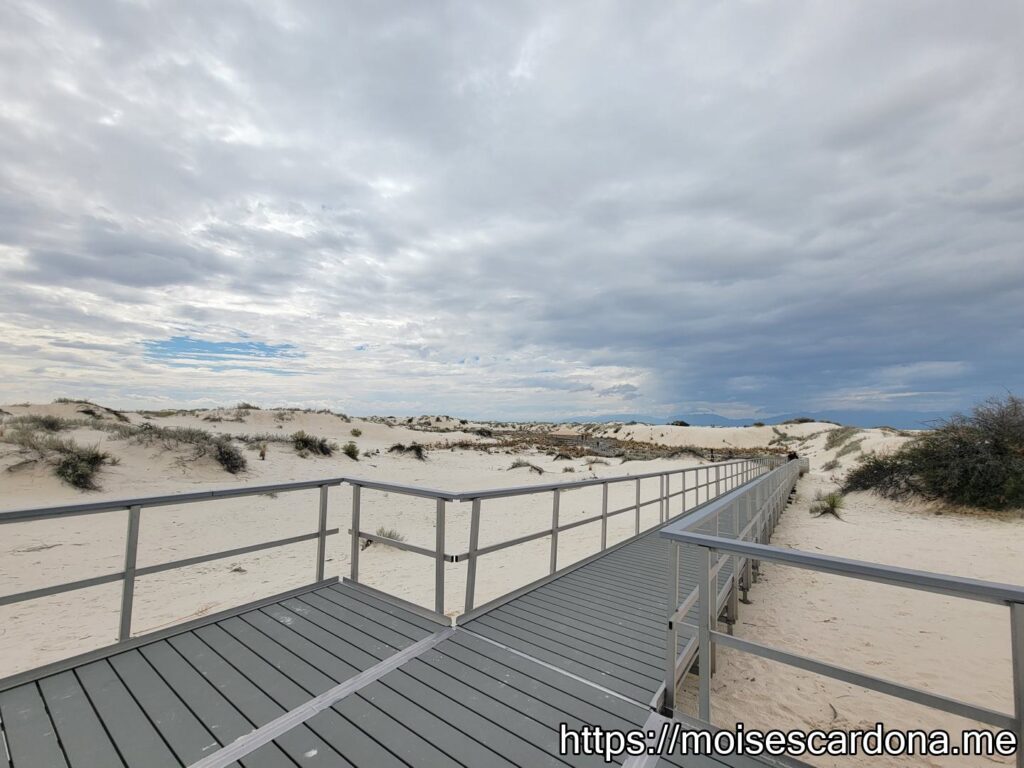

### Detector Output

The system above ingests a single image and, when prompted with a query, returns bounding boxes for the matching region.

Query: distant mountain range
[557,410,950,430]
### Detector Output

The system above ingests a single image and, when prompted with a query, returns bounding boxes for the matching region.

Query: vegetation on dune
[0,430,116,489]
[843,394,1024,510]
[824,426,861,451]
[291,431,336,456]
[509,458,544,474]
[350,428,362,437]
[388,443,426,460]
[342,441,359,460]
[822,458,840,471]
[810,490,845,519]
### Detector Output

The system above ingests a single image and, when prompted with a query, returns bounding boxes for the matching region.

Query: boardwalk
[0,516,797,766]
[0,458,818,767]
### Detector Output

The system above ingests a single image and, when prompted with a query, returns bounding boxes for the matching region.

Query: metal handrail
[658,466,1024,766]
[0,455,782,647]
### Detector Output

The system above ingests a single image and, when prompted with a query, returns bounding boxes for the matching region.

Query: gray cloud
[0,1,1022,419]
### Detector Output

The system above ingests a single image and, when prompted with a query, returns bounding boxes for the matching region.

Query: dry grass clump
[0,431,116,489]
[562,466,576,473]
[810,490,845,519]
[509,458,544,474]
[291,431,335,456]
[835,439,864,459]
[844,394,1024,510]
[388,443,426,460]
[350,428,362,437]
[822,458,840,471]
[825,426,861,451]
[342,441,359,460]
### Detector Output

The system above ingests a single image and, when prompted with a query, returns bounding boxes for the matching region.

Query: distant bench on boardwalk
[2,456,1022,768]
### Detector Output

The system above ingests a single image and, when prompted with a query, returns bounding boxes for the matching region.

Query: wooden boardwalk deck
[0,522,797,767]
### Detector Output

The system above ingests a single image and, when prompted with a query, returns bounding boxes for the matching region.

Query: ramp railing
[659,464,1024,768]
[0,454,783,665]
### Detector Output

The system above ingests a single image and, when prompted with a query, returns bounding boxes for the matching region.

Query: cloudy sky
[1,1,1021,423]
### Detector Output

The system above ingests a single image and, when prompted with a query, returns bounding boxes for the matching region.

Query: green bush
[212,438,247,474]
[342,441,359,460]
[350,428,362,437]
[843,394,1024,510]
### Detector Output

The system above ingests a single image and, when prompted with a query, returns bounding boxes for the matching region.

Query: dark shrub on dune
[844,394,1024,510]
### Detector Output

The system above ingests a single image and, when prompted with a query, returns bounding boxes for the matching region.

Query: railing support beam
[119,505,142,642]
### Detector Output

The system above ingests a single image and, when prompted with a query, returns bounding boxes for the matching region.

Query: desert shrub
[586,458,610,467]
[291,431,335,456]
[822,458,840,471]
[783,417,815,424]
[212,438,247,474]
[825,426,860,451]
[1,431,114,489]
[810,490,845,518]
[553,452,572,461]
[388,443,425,460]
[562,466,576,473]
[752,421,765,427]
[509,458,544,474]
[843,394,1024,510]
[12,414,67,432]
[669,420,690,427]
[342,441,359,460]
[236,402,260,410]
[350,428,362,437]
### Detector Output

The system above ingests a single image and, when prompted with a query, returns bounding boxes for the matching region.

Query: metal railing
[659,462,1024,767]
[0,455,781,648]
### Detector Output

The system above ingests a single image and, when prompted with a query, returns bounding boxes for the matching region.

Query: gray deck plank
[75,660,181,768]
[490,602,663,669]
[218,616,340,694]
[192,624,357,768]
[262,602,388,666]
[319,584,438,636]
[352,677,516,768]
[165,632,339,767]
[136,640,292,768]
[468,616,660,700]
[447,633,647,725]
[38,671,123,768]
[333,692,463,767]
[511,593,665,652]
[384,667,560,767]
[239,611,361,685]
[107,649,224,766]
[0,684,68,768]
[297,592,422,650]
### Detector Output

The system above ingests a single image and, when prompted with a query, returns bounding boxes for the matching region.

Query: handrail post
[1011,601,1023,768]
[550,490,561,573]
[681,470,687,514]
[660,474,666,523]
[600,483,608,550]
[464,499,481,612]
[634,478,641,534]
[119,504,142,642]
[316,485,329,582]
[715,465,721,498]
[350,484,361,582]
[663,541,679,716]
[698,544,712,721]
[434,499,445,615]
